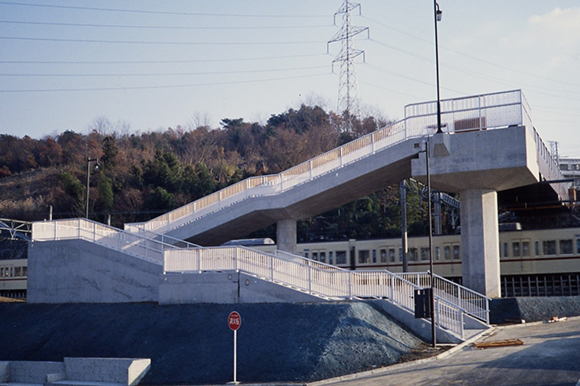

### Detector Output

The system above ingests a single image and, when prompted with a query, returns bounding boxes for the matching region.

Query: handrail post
[234,247,240,271]
[460,310,465,340]
[270,254,274,281]
[390,274,394,301]
[308,265,312,294]
[348,272,352,299]
[197,249,201,273]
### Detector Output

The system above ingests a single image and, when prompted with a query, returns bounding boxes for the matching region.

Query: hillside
[0,106,438,242]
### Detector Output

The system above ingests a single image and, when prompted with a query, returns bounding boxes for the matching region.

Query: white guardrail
[398,272,490,324]
[132,89,562,235]
[164,246,486,338]
[32,218,191,264]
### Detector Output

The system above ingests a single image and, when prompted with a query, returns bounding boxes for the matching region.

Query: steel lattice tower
[328,0,369,132]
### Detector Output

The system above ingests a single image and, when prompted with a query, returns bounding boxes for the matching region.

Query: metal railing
[164,246,471,338]
[134,90,541,235]
[32,219,189,264]
[397,272,490,324]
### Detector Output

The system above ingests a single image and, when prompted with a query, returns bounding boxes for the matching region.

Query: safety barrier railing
[134,90,541,236]
[164,246,469,338]
[32,219,188,264]
[397,272,490,324]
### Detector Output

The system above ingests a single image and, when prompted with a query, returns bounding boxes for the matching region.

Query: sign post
[228,311,241,384]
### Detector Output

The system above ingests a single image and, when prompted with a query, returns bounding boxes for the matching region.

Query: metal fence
[398,272,490,324]
[32,219,183,264]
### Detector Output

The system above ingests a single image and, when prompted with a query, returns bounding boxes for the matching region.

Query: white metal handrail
[164,246,468,338]
[397,272,490,324]
[136,90,543,236]
[31,218,189,264]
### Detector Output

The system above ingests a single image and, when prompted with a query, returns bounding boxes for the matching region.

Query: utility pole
[327,0,369,133]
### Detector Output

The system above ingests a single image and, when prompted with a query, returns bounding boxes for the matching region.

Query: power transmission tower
[327,0,369,133]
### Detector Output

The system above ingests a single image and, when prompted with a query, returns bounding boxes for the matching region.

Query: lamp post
[434,1,443,134]
[85,157,100,219]
[425,140,436,348]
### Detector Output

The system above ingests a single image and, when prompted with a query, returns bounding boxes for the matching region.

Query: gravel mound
[0,302,425,384]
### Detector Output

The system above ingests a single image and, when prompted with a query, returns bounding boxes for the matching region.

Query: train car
[252,226,580,297]
[0,257,27,299]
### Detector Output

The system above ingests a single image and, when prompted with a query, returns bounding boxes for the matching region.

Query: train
[0,223,29,299]
[2,224,580,299]
[0,257,27,299]
[247,225,580,297]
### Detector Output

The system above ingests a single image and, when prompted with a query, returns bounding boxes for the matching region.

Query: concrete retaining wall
[27,239,162,303]
[0,358,150,386]
[159,270,324,304]
[0,361,65,383]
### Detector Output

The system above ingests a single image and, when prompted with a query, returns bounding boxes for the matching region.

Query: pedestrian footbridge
[28,90,565,342]
[126,89,565,297]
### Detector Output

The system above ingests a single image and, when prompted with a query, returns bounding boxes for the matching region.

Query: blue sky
[1,1,579,157]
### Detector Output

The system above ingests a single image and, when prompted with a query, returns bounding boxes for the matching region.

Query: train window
[409,248,418,262]
[304,252,309,259]
[22,266,27,277]
[399,248,403,262]
[312,252,318,261]
[389,248,396,263]
[380,249,387,263]
[560,239,573,255]
[319,252,326,263]
[577,239,580,254]
[453,245,460,260]
[14,266,21,277]
[372,250,377,263]
[435,246,440,260]
[503,243,509,258]
[522,241,530,257]
[512,242,521,257]
[358,250,370,264]
[444,246,451,260]
[535,241,539,256]
[328,251,333,264]
[420,248,429,261]
[543,240,557,256]
[336,251,346,264]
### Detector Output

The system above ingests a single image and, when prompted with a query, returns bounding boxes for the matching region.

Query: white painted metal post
[233,329,237,384]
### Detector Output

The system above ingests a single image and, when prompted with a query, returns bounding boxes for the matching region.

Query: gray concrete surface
[312,317,580,386]
[159,271,325,304]
[27,239,162,303]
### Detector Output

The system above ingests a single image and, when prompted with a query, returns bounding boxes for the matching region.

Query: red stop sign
[228,311,241,331]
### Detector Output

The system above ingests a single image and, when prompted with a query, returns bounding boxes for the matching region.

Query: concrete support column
[460,189,501,298]
[277,219,297,253]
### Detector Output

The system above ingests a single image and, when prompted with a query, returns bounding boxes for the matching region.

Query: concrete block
[0,362,8,382]
[63,358,151,386]
[8,361,65,383]
[159,271,325,304]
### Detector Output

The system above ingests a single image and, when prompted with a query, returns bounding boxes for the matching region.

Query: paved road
[312,317,580,386]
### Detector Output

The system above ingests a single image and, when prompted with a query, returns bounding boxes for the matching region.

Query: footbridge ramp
[128,90,565,248]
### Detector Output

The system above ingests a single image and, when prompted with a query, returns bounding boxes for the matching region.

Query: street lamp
[425,140,436,348]
[434,1,443,134]
[85,157,101,219]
